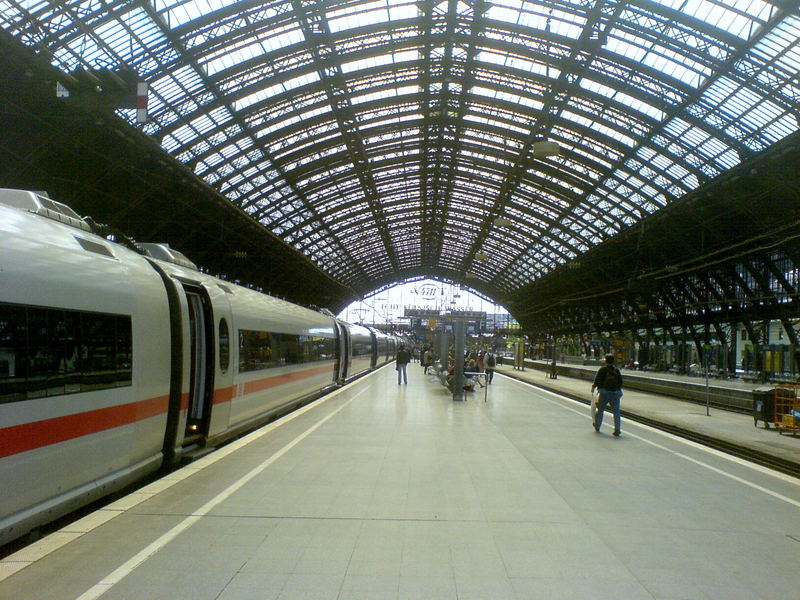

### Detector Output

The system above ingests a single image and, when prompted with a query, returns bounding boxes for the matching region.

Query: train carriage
[342,322,376,380]
[0,191,174,543]
[0,188,388,546]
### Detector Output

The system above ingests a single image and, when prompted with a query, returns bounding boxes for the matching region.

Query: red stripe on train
[1,365,336,458]
[0,395,169,459]
[212,385,234,405]
[243,364,334,395]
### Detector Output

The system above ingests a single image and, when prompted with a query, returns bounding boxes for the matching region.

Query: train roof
[0,188,91,232]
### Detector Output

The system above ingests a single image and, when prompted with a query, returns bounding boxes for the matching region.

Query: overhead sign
[412,282,440,302]
[405,309,441,318]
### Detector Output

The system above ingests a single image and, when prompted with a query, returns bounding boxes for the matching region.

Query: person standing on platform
[422,346,434,374]
[485,351,497,384]
[396,345,410,385]
[591,353,623,436]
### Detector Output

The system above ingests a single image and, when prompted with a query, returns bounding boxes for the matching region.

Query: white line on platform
[74,384,371,600]
[0,366,386,585]
[508,376,800,505]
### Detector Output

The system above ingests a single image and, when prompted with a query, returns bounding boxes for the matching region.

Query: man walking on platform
[396,345,410,384]
[591,353,623,436]
[484,351,497,384]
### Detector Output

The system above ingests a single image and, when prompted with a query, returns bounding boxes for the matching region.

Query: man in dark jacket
[484,352,497,384]
[591,353,623,436]
[396,345,410,384]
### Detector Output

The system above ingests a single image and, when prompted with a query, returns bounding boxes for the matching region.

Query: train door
[183,285,215,438]
[335,321,350,383]
[368,330,378,368]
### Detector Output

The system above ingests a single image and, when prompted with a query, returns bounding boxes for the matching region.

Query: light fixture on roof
[531,140,561,157]
[475,251,488,260]
[493,217,512,228]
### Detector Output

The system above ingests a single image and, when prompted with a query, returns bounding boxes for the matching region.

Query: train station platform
[2,363,799,600]
[500,361,800,474]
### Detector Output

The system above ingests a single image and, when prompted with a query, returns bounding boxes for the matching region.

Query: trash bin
[752,386,775,428]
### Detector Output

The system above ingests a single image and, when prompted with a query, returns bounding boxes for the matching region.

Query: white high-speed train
[0,189,398,546]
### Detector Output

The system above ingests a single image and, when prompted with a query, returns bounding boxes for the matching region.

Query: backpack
[486,354,496,368]
[603,366,621,390]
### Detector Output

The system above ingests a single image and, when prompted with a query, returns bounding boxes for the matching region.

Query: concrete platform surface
[501,363,800,468]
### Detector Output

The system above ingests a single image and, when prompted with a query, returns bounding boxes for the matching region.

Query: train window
[219,318,230,373]
[272,334,335,365]
[271,333,301,365]
[238,330,275,372]
[0,303,132,403]
[304,336,336,362]
[352,339,372,358]
[237,330,335,372]
[81,313,117,391]
[114,315,132,387]
[0,304,28,402]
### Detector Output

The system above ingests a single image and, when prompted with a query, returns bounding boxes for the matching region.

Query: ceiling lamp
[494,217,512,228]
[531,141,560,157]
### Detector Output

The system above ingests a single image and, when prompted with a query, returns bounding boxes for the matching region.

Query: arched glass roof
[2,0,798,300]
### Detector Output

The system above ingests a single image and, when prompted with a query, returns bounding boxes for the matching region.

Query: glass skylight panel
[327,0,390,33]
[255,112,300,138]
[601,123,639,149]
[718,84,762,119]
[604,35,650,63]
[469,115,527,138]
[508,54,552,79]
[489,88,538,112]
[151,75,190,107]
[170,63,206,95]
[666,119,708,147]
[186,115,215,139]
[4,0,46,14]
[391,48,417,64]
[281,70,320,94]
[582,78,666,122]
[204,42,266,77]
[386,0,416,21]
[154,0,234,28]
[661,157,692,183]
[93,16,138,59]
[58,33,105,67]
[122,6,164,41]
[257,25,305,53]
[761,113,797,143]
[385,84,416,99]
[233,86,279,113]
[485,3,522,26]
[560,109,595,131]
[738,96,784,130]
[684,0,768,40]
[639,148,678,179]
[476,50,511,67]
[172,121,205,146]
[758,15,800,70]
[638,48,701,87]
[341,54,390,74]
[755,55,800,100]
[563,139,614,169]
